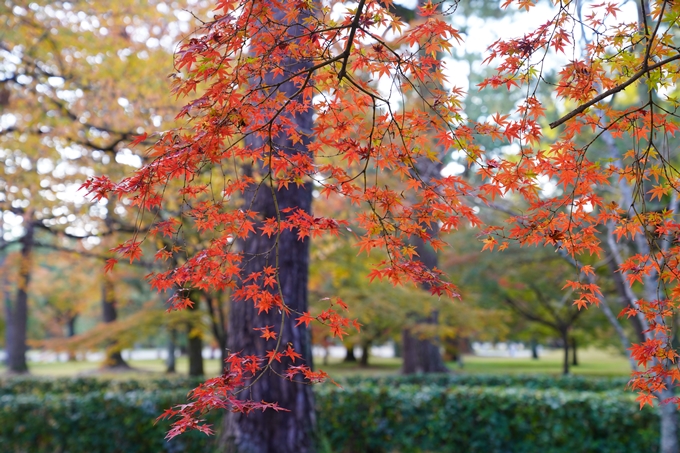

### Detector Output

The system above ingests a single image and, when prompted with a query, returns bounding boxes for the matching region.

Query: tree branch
[549,54,680,129]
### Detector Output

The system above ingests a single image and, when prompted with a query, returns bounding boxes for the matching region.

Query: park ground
[0,348,631,379]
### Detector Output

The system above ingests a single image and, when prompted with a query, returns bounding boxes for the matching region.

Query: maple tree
[84,0,680,451]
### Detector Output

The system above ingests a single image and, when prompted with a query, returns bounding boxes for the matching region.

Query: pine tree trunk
[220,8,316,447]
[5,219,34,374]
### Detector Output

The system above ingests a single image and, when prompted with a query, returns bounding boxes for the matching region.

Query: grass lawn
[452,348,631,377]
[0,348,631,379]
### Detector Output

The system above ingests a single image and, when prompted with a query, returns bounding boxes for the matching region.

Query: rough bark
[219,10,316,448]
[5,219,34,374]
[220,178,315,453]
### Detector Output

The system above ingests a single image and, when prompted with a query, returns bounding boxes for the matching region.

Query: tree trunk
[401,236,447,374]
[186,291,204,376]
[221,178,315,452]
[530,338,539,359]
[456,336,465,369]
[66,315,77,361]
[659,385,679,453]
[343,343,357,362]
[101,275,129,368]
[220,10,316,448]
[571,337,578,366]
[359,343,370,367]
[323,342,329,366]
[187,332,204,376]
[5,219,34,374]
[166,327,177,374]
[561,331,569,375]
[205,291,228,369]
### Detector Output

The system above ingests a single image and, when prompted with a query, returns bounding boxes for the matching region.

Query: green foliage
[0,375,204,396]
[0,375,664,453]
[316,383,659,453]
[339,373,631,392]
[0,389,216,453]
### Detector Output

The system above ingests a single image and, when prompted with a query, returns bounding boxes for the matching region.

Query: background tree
[0,0,194,371]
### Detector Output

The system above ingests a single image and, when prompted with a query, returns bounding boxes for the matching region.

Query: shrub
[340,373,631,392]
[316,384,659,453]
[0,376,204,396]
[0,389,215,453]
[0,376,661,453]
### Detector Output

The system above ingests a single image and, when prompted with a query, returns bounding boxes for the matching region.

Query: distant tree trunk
[204,291,228,368]
[456,336,465,369]
[561,331,570,375]
[402,235,447,374]
[187,331,204,376]
[166,327,177,373]
[187,294,204,377]
[5,219,34,374]
[530,338,539,359]
[393,339,402,358]
[359,343,370,367]
[101,274,129,369]
[323,340,330,366]
[66,315,77,338]
[571,337,578,366]
[343,343,357,362]
[66,315,77,361]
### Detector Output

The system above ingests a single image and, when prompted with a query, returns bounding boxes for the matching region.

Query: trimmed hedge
[0,376,204,396]
[0,389,216,453]
[340,373,631,392]
[317,383,659,453]
[0,373,630,396]
[0,376,662,453]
